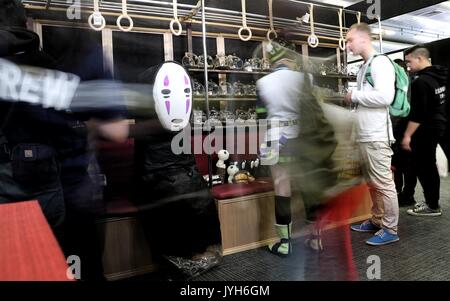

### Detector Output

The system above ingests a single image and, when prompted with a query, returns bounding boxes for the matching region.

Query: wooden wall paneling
[187,24,193,54]
[28,19,43,49]
[216,35,227,111]
[261,40,269,61]
[163,32,174,61]
[101,216,156,281]
[102,28,114,77]
[301,44,309,57]
[217,192,276,255]
[336,47,342,88]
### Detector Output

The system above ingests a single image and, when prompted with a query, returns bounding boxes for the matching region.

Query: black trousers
[0,162,65,241]
[411,131,442,210]
[392,147,417,198]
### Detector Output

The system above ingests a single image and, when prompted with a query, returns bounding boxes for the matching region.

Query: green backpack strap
[364,54,384,87]
[364,54,410,118]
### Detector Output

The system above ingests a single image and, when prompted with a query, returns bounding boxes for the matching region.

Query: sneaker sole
[366,237,400,246]
[407,211,442,217]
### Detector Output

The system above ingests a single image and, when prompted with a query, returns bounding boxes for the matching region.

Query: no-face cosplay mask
[152,62,192,131]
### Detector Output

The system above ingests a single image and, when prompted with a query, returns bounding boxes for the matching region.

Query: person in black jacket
[0,0,130,280]
[0,0,66,234]
[402,45,448,216]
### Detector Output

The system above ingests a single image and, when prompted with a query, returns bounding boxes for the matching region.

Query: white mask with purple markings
[153,62,192,131]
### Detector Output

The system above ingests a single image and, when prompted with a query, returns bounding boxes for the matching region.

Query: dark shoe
[398,192,415,207]
[407,203,442,217]
[164,246,223,278]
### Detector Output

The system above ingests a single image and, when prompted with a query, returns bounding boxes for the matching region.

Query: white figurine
[216,149,229,169]
[241,160,246,170]
[255,158,260,168]
[227,165,239,184]
[216,149,229,183]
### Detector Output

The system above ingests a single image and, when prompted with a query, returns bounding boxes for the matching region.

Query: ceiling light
[384,29,396,36]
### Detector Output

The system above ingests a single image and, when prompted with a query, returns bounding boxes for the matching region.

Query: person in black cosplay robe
[133,62,222,278]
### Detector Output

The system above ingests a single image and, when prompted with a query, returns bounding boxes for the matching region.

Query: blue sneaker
[366,229,399,246]
[350,220,380,233]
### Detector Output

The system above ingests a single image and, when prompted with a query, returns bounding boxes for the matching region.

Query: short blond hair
[348,22,372,38]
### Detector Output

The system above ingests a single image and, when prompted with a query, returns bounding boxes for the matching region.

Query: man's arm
[95,119,130,143]
[401,78,428,151]
[351,56,396,107]
[401,121,420,152]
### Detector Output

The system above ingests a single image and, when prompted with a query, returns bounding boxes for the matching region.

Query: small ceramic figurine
[227,165,239,184]
[216,149,229,183]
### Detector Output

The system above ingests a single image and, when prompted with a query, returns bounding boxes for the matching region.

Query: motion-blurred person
[256,41,302,256]
[345,23,399,245]
[256,41,337,255]
[50,31,129,282]
[391,59,417,207]
[1,0,65,236]
[402,46,448,216]
[0,0,130,280]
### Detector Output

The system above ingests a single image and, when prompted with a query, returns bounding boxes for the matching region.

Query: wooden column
[216,35,227,111]
[163,32,174,61]
[102,28,114,77]
[28,19,43,49]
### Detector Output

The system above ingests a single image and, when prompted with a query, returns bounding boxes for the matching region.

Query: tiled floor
[128,177,450,281]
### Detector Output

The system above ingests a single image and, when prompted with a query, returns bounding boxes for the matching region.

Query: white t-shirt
[351,53,396,143]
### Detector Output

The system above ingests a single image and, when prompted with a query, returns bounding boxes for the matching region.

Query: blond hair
[348,22,372,38]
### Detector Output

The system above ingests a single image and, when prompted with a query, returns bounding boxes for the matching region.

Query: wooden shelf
[193,96,256,102]
[191,123,259,131]
[189,68,356,80]
[188,68,271,75]
[314,73,357,80]
[321,96,346,106]
[322,96,345,101]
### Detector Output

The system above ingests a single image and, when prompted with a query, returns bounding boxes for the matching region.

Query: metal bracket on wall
[179,0,201,23]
